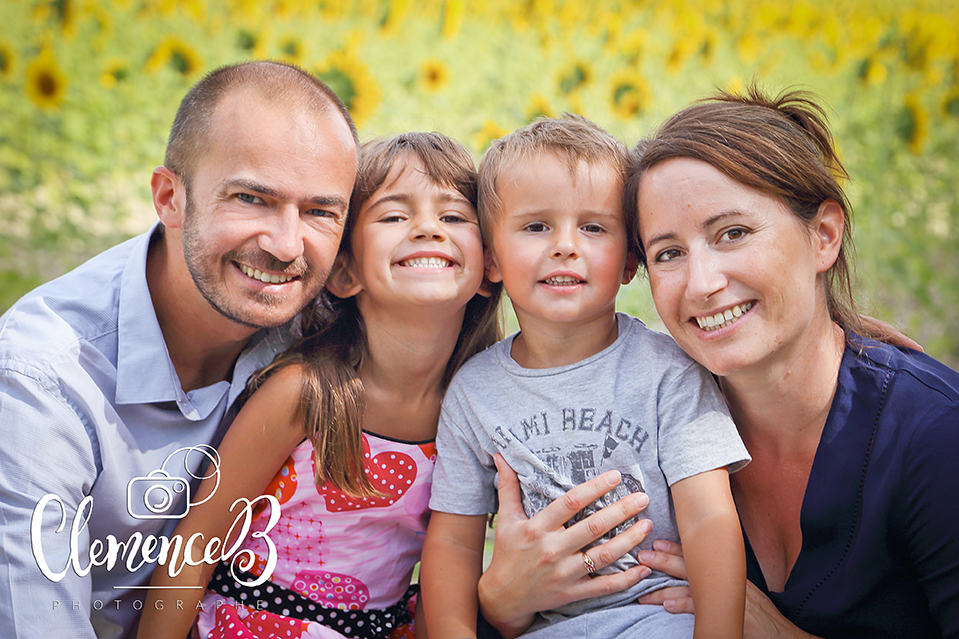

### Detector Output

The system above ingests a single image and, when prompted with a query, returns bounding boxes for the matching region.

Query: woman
[477,88,959,638]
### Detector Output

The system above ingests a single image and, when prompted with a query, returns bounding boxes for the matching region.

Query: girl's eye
[654,248,683,263]
[381,214,405,223]
[238,193,263,205]
[524,222,548,233]
[720,227,748,242]
[582,224,605,234]
[441,213,468,224]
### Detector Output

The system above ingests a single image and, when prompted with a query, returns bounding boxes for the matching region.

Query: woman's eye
[721,227,747,242]
[238,193,263,205]
[655,248,682,263]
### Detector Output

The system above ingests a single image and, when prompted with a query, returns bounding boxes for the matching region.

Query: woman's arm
[477,454,653,639]
[637,542,823,639]
[670,469,744,639]
[421,511,489,639]
[137,366,307,639]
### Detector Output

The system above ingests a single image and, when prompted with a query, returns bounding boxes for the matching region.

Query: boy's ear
[485,248,504,284]
[622,253,640,285]
[813,200,844,274]
[151,166,185,228]
[325,254,363,298]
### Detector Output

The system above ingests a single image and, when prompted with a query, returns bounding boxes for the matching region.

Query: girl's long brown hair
[246,132,502,498]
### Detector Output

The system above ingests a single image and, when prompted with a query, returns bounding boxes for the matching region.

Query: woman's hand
[638,541,823,639]
[477,454,653,639]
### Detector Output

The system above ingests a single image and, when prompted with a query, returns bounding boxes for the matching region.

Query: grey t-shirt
[430,313,750,620]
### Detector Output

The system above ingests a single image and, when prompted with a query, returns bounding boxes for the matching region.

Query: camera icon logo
[127,470,190,519]
[126,446,220,521]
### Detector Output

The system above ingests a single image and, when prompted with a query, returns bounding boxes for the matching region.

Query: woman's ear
[151,166,185,228]
[325,254,363,298]
[813,200,844,273]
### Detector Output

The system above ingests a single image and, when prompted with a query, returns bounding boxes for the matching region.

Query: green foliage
[1,0,957,367]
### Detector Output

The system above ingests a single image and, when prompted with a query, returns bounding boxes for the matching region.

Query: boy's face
[487,153,634,332]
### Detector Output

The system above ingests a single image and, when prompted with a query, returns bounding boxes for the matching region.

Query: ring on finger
[582,551,595,574]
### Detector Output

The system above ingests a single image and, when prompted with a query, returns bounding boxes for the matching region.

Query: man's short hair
[476,114,632,252]
[164,60,359,181]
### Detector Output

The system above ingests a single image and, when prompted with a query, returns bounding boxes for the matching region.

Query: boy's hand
[477,454,652,638]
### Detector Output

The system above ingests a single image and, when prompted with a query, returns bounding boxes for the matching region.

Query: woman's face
[638,157,836,379]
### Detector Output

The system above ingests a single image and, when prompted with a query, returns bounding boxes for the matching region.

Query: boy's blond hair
[477,114,636,256]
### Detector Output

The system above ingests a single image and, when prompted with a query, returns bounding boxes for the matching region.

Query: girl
[138,132,501,639]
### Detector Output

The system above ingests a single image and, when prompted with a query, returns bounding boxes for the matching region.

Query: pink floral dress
[193,433,436,639]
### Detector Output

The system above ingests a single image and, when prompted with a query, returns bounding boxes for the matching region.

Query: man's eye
[238,193,263,205]
[306,209,336,219]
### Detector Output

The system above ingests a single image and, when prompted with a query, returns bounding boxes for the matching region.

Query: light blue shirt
[0,225,292,639]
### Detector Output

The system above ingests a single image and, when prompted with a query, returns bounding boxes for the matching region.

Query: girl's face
[345,156,485,314]
[638,157,838,379]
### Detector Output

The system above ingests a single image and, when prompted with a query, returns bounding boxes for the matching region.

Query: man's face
[180,88,357,329]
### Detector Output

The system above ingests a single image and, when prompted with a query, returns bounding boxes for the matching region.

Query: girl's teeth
[545,275,580,286]
[240,264,293,284]
[696,302,754,331]
[401,257,451,268]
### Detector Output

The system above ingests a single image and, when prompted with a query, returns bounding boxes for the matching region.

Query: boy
[422,115,750,638]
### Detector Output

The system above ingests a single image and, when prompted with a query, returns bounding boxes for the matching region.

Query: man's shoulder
[0,235,142,370]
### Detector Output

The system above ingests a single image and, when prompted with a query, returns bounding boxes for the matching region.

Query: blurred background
[1,0,957,367]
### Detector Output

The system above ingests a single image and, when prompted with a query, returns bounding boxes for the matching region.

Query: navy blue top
[746,335,959,638]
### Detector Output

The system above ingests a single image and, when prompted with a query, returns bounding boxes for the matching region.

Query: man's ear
[151,166,185,228]
[485,248,504,284]
[622,253,640,285]
[325,254,363,298]
[813,200,844,274]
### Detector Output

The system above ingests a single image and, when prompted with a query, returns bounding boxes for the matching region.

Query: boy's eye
[524,222,548,233]
[238,193,264,205]
[380,214,406,223]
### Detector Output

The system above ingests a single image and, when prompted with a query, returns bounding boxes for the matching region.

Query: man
[0,61,358,638]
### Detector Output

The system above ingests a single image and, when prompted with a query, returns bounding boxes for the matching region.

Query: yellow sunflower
[896,94,928,155]
[608,69,651,120]
[145,36,202,77]
[942,86,959,120]
[278,35,304,64]
[472,120,509,153]
[315,50,380,128]
[99,57,130,89]
[858,55,888,86]
[0,41,15,81]
[418,58,450,93]
[442,0,465,41]
[558,60,592,95]
[25,45,67,109]
[526,93,555,121]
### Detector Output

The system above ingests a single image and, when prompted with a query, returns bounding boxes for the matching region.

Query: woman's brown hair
[628,84,893,343]
[245,132,502,498]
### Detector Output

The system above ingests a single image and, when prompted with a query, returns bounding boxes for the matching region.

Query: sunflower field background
[1,0,958,366]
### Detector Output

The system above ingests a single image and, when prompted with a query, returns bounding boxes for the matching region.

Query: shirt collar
[116,223,292,420]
